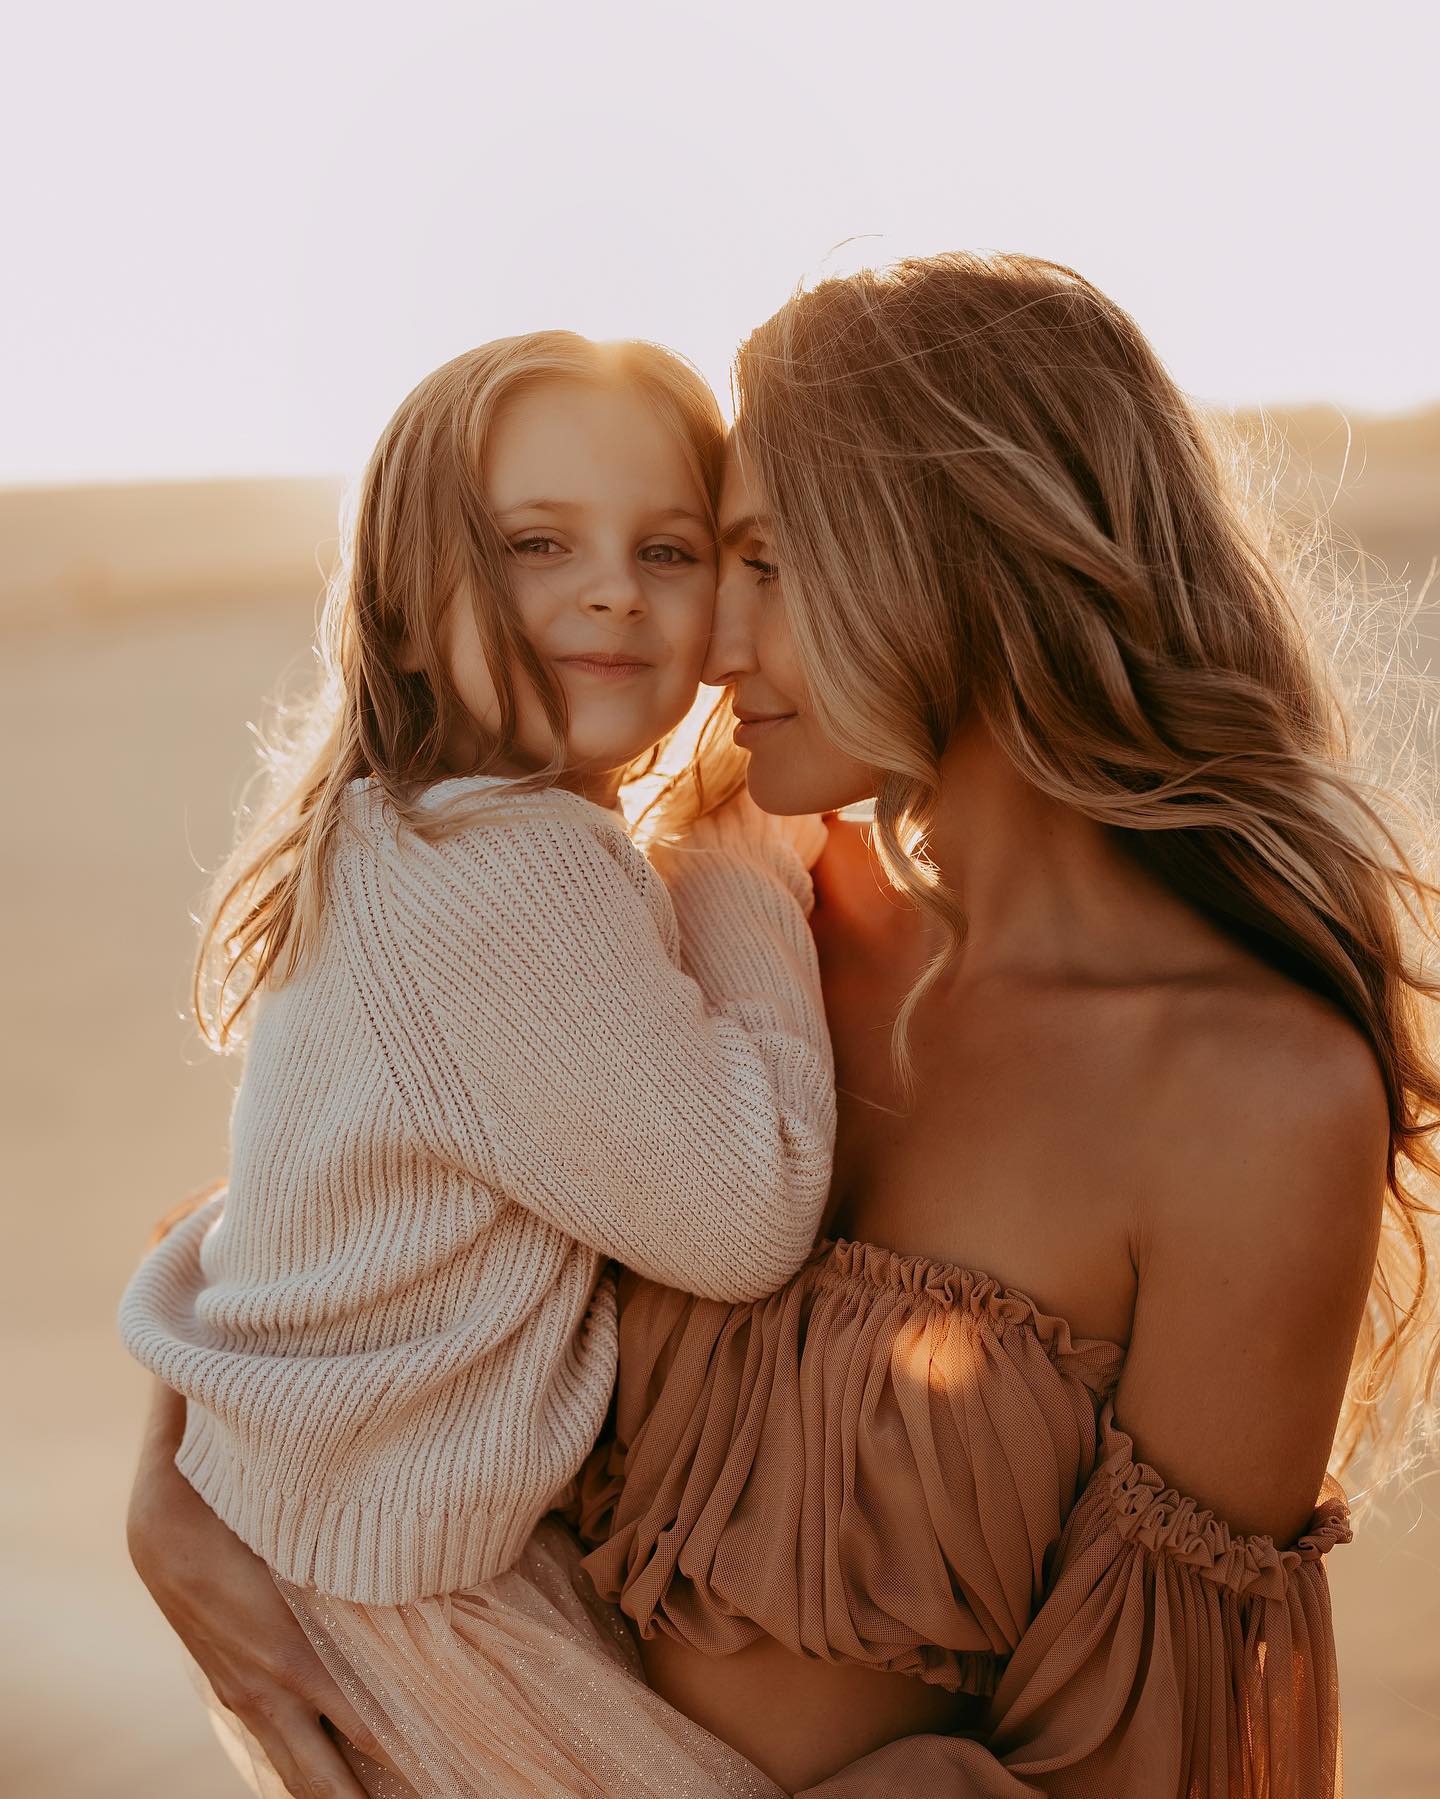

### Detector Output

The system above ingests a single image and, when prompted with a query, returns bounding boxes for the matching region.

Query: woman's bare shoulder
[1146,966,1389,1234]
[1113,965,1389,1539]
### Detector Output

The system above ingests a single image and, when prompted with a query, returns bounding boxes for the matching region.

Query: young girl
[119,333,833,1798]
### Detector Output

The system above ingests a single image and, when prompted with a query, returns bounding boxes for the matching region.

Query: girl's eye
[639,543,698,567]
[741,555,778,587]
[511,536,563,557]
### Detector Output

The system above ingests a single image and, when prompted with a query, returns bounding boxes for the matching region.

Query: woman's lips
[555,654,654,681]
[733,712,796,748]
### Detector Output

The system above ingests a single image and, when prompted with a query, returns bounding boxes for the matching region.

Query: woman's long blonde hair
[734,251,1439,1479]
[197,331,741,1049]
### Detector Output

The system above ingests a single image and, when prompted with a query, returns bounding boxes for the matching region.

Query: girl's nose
[581,563,646,620]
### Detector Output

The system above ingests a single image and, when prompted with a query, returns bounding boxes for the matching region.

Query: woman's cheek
[755,596,806,697]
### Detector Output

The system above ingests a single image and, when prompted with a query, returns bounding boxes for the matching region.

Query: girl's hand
[128,1382,391,1798]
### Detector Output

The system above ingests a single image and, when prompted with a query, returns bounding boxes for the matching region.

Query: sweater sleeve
[796,1405,1350,1799]
[344,789,835,1304]
[641,800,830,1103]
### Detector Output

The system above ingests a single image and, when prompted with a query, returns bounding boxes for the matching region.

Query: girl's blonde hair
[734,251,1439,1479]
[198,331,741,1049]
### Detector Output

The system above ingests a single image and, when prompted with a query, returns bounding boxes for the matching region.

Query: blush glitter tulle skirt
[200,1514,782,1799]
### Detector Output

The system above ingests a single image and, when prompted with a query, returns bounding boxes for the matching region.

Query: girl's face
[706,445,877,816]
[443,379,716,796]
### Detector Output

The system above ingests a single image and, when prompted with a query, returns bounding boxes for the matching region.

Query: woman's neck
[922,721,1216,987]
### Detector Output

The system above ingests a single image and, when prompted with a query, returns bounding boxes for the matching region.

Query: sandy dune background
[4,409,1438,1796]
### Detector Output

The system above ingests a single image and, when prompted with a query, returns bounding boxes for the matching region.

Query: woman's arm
[1112,1005,1386,1543]
[128,1377,398,1798]
[131,1188,397,1792]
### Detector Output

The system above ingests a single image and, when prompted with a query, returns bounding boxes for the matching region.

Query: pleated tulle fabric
[276,1517,783,1798]
[579,1237,1127,1692]
[203,1516,782,1798]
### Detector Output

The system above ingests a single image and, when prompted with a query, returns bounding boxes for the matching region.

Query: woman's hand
[128,1381,391,1798]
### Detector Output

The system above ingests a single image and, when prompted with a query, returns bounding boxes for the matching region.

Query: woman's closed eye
[741,554,778,586]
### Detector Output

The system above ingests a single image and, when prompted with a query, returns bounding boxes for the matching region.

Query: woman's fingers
[279,1696,374,1799]
[314,1695,394,1772]
[237,1718,311,1799]
[206,1683,311,1799]
[233,1691,371,1799]
[272,1641,396,1772]
[290,1670,393,1771]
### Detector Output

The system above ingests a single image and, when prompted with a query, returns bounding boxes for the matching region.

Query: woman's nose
[703,578,757,686]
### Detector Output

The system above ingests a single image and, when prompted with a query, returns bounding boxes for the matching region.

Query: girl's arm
[362,791,835,1301]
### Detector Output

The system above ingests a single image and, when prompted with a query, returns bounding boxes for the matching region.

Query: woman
[127,253,1438,1796]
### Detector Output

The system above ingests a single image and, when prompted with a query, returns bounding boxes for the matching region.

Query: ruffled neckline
[804,1240,1351,1586]
[811,1235,1127,1370]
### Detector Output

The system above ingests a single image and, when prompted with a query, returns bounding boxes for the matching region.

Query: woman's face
[706,445,877,816]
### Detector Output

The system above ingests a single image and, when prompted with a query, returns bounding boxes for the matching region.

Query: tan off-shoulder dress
[577,1237,1351,1798]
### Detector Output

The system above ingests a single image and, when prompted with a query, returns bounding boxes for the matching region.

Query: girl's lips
[555,655,654,681]
[733,713,796,748]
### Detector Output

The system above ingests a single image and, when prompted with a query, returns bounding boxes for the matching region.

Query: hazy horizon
[1,395,1435,495]
[6,402,1436,646]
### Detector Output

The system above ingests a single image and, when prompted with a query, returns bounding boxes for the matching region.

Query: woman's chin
[740,723,879,817]
[745,759,875,818]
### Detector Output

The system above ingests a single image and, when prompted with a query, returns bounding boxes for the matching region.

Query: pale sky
[4,0,1435,486]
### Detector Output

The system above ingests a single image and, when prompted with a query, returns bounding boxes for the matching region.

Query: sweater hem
[177,1416,548,1607]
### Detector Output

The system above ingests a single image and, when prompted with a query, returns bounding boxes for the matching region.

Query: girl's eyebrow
[494,498,575,518]
[495,499,710,530]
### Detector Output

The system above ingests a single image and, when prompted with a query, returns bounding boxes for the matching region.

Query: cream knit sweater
[120,777,834,1605]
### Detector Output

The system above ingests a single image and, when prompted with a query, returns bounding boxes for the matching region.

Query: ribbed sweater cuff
[177,1412,543,1606]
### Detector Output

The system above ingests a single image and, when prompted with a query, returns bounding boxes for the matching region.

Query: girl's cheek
[507,571,553,635]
